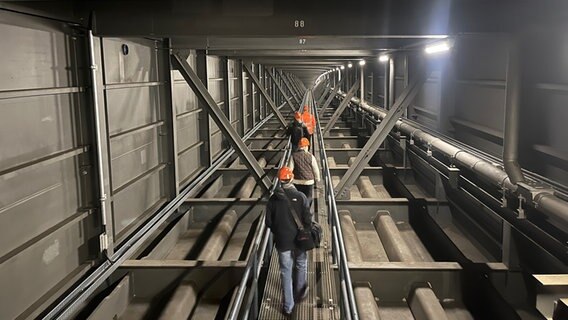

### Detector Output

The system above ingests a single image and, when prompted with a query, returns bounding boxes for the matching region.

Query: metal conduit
[344,95,568,228]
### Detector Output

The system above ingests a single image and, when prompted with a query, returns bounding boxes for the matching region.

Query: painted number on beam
[299,38,307,45]
[294,20,305,28]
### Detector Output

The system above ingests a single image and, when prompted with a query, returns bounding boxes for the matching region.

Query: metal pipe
[87,30,110,254]
[373,211,415,262]
[159,282,198,320]
[197,210,238,260]
[408,287,449,320]
[354,286,382,320]
[348,96,568,225]
[503,38,525,184]
[339,210,364,263]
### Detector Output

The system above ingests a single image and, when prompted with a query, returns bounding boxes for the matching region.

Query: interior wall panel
[0,11,97,320]
[101,37,169,243]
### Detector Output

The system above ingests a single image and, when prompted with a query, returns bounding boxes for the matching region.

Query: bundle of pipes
[159,210,238,319]
[343,94,568,230]
[340,209,446,320]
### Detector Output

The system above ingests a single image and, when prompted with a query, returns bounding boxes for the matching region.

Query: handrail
[311,88,360,320]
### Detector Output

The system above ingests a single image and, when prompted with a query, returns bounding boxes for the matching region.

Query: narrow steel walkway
[259,98,339,319]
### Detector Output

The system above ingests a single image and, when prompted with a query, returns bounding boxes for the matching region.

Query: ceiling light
[359,60,366,66]
[347,63,353,68]
[378,54,389,63]
[340,65,345,70]
[425,40,452,55]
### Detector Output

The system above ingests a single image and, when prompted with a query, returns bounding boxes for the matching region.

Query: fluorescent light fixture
[340,65,345,70]
[378,54,389,63]
[359,60,366,66]
[347,63,353,68]
[425,40,452,54]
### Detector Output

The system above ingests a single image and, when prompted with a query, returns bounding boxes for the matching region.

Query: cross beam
[243,64,287,126]
[334,63,430,198]
[172,52,272,191]
[322,80,360,135]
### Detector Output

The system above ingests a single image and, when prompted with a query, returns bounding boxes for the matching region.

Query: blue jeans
[278,249,308,313]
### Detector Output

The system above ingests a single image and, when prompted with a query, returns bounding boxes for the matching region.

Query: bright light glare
[340,65,345,70]
[359,60,366,66]
[347,63,353,68]
[425,40,451,54]
[378,55,389,63]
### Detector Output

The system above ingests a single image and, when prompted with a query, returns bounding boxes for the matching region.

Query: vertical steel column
[87,30,114,256]
[503,37,525,184]
[196,50,212,167]
[388,57,395,108]
[237,59,246,136]
[403,54,410,118]
[383,59,389,108]
[159,39,179,196]
[360,64,365,103]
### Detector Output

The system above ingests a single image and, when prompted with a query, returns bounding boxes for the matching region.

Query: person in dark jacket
[286,112,309,150]
[266,166,312,316]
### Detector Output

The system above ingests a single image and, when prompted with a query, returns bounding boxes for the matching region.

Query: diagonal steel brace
[319,78,345,118]
[322,80,360,135]
[172,53,272,191]
[265,67,296,112]
[334,63,430,198]
[243,64,287,126]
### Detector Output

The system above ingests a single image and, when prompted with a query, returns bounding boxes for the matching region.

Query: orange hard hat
[299,138,310,148]
[294,112,301,120]
[303,105,309,112]
[278,166,294,181]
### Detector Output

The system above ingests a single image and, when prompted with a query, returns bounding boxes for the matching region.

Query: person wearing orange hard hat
[266,166,311,316]
[301,105,316,139]
[289,137,320,205]
[286,111,309,150]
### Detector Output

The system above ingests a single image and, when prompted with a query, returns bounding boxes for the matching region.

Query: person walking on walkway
[266,166,311,316]
[301,105,316,140]
[286,111,309,150]
[289,138,320,204]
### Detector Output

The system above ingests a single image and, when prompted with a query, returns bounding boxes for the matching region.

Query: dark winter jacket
[286,121,309,147]
[266,184,312,251]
